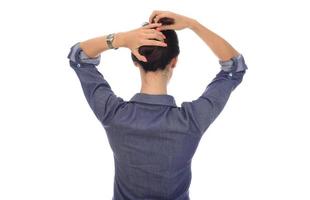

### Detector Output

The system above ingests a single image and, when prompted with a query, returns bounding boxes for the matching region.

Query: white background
[0,0,309,199]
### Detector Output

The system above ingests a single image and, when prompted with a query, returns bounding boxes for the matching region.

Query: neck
[140,84,167,95]
[140,73,168,95]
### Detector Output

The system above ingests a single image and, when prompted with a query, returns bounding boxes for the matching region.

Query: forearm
[79,32,126,58]
[188,19,240,61]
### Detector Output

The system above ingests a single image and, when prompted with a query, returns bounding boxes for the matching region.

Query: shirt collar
[129,93,177,107]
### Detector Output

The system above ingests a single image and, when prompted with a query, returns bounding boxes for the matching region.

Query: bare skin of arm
[79,23,167,61]
[80,10,239,62]
[150,11,240,61]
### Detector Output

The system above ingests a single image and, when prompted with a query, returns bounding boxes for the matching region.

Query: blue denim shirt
[67,42,248,200]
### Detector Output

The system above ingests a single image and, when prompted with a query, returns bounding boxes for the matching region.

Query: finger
[143,29,166,40]
[142,39,167,47]
[157,25,174,31]
[149,10,162,23]
[153,13,169,23]
[142,22,162,30]
[132,50,147,62]
[144,32,165,41]
[144,29,166,38]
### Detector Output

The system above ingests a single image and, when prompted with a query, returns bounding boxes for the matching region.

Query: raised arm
[79,23,167,61]
[150,11,248,135]
[67,23,167,125]
[150,10,240,61]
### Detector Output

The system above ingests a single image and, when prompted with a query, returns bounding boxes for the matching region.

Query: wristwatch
[106,33,118,50]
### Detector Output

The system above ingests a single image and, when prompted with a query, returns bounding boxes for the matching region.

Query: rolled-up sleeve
[67,42,124,126]
[181,54,248,135]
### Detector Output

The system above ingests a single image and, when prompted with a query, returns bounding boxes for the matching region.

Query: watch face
[107,34,113,41]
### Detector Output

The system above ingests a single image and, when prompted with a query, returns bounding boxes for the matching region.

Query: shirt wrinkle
[68,42,248,200]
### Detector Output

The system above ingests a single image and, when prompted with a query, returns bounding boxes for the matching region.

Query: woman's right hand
[149,10,194,31]
[118,23,167,62]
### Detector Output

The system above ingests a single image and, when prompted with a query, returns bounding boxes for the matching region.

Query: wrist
[187,18,199,30]
[113,32,127,48]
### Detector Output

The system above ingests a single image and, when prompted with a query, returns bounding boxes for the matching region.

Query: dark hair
[131,18,180,72]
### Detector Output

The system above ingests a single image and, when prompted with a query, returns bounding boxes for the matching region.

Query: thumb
[132,50,147,62]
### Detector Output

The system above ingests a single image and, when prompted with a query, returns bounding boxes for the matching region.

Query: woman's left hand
[117,23,167,62]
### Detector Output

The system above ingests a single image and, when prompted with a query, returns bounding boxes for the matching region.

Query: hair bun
[158,17,175,26]
[150,17,175,26]
[132,16,179,72]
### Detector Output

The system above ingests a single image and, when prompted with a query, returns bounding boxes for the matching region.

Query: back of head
[131,18,180,72]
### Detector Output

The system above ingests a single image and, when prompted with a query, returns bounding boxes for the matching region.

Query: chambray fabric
[67,42,248,200]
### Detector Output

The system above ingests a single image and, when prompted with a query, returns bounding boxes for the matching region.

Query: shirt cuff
[219,54,248,73]
[67,42,101,67]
